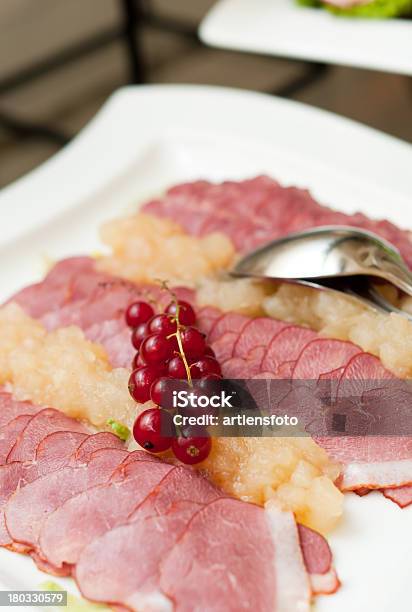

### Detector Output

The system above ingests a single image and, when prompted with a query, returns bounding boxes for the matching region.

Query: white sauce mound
[203,437,342,535]
[98,213,235,286]
[0,304,137,428]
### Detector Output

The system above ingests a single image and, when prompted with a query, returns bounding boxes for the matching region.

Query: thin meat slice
[196,306,220,336]
[221,357,261,378]
[382,485,412,508]
[208,313,249,343]
[292,339,361,380]
[159,500,311,612]
[0,432,125,547]
[316,436,412,490]
[35,432,88,475]
[0,416,32,465]
[211,332,238,362]
[233,318,289,359]
[298,525,340,596]
[262,327,317,374]
[84,319,133,368]
[7,408,90,463]
[0,393,42,428]
[38,460,175,572]
[72,432,125,464]
[75,466,223,609]
[4,448,127,553]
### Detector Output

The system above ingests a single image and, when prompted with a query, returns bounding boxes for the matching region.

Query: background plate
[0,85,411,611]
[200,0,412,76]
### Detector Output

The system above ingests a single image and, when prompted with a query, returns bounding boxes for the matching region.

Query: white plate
[200,0,412,75]
[0,85,412,611]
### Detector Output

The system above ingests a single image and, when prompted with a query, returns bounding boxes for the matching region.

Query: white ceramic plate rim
[200,0,412,75]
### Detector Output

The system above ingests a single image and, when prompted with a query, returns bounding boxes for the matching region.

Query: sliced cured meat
[35,431,88,475]
[298,525,340,596]
[337,352,395,398]
[0,462,33,545]
[84,319,133,368]
[4,448,127,552]
[196,306,220,336]
[316,436,412,490]
[72,432,125,464]
[142,177,412,268]
[211,332,238,362]
[382,485,412,508]
[8,256,195,338]
[0,393,41,428]
[159,500,311,612]
[292,339,361,380]
[75,466,224,609]
[7,408,90,463]
[261,326,317,374]
[233,318,289,359]
[38,460,175,571]
[0,432,125,547]
[221,357,262,378]
[208,312,249,343]
[0,416,32,465]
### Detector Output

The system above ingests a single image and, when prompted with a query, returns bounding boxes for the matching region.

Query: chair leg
[120,0,146,84]
[0,110,70,146]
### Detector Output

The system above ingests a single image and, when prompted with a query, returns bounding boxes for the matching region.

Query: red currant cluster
[126,298,222,465]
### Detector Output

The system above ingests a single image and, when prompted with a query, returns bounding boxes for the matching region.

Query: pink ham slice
[0,431,125,547]
[208,312,249,343]
[159,500,311,612]
[38,460,175,573]
[196,306,221,336]
[292,339,361,380]
[261,326,317,374]
[233,318,289,360]
[212,332,239,362]
[298,525,340,595]
[84,319,134,369]
[142,177,412,268]
[0,393,42,428]
[75,466,224,609]
[318,436,412,490]
[7,408,90,463]
[0,416,32,465]
[4,447,128,553]
[382,485,412,508]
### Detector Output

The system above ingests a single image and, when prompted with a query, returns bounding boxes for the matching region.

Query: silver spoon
[231,226,412,318]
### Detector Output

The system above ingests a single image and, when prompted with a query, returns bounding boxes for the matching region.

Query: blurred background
[0,0,411,189]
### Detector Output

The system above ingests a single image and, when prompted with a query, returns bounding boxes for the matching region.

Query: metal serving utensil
[231,226,412,319]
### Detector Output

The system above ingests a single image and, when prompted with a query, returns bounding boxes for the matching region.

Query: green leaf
[106,418,130,441]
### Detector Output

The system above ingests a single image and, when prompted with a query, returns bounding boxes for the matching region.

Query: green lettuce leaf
[296,0,412,17]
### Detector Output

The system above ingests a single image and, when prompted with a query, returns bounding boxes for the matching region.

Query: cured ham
[142,177,412,268]
[0,392,337,610]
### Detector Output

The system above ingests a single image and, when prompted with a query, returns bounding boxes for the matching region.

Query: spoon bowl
[232,226,412,298]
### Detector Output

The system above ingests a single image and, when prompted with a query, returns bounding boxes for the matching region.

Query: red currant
[172,426,211,465]
[140,333,174,366]
[132,352,145,370]
[133,408,175,452]
[125,301,154,328]
[204,346,216,359]
[165,300,196,326]
[150,377,173,407]
[148,314,177,337]
[131,322,149,350]
[181,327,206,360]
[190,357,222,379]
[168,356,187,379]
[128,366,162,403]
